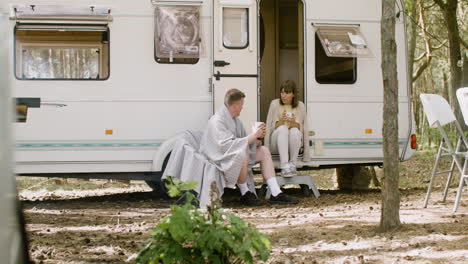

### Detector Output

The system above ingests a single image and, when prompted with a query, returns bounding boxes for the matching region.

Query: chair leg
[424,140,444,208]
[443,158,457,202]
[452,159,468,213]
[452,175,467,213]
[445,137,465,202]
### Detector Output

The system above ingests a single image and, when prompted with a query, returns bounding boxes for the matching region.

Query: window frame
[14,24,110,81]
[222,7,249,50]
[153,4,201,65]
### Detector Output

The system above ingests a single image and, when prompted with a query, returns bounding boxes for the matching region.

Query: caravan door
[213,0,258,132]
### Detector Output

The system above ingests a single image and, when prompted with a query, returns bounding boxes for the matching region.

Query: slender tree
[380,0,401,231]
[433,0,464,128]
[406,0,417,87]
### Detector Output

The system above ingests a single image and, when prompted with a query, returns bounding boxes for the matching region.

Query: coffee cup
[252,121,263,131]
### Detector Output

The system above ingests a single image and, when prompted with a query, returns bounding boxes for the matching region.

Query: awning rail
[10,5,112,23]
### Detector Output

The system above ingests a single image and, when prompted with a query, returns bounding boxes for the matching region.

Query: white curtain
[22,47,100,79]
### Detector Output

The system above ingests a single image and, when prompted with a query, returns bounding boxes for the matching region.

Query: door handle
[214,71,221,81]
[214,60,230,67]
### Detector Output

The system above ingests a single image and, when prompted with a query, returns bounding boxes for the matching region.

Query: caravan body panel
[0,0,415,175]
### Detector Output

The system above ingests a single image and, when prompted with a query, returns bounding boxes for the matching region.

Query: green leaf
[179,180,198,191]
[168,207,194,242]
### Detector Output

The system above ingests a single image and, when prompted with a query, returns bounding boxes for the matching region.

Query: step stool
[265,175,320,199]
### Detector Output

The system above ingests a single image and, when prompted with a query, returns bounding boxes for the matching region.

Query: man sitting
[200,88,298,205]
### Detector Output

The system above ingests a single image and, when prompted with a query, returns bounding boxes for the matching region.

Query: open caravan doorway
[259,0,305,122]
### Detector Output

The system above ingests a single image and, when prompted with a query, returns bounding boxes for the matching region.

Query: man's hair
[279,80,298,108]
[224,88,246,106]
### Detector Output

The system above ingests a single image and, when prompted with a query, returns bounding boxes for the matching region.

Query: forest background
[406,0,467,147]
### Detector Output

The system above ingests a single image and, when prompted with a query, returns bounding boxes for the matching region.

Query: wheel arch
[150,132,184,172]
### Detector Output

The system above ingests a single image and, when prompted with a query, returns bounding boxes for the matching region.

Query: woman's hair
[224,88,246,106]
[279,80,298,108]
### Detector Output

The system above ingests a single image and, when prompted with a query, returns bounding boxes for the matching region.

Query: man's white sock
[237,183,249,196]
[266,177,282,197]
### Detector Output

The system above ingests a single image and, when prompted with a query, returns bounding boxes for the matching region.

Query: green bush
[132,178,270,264]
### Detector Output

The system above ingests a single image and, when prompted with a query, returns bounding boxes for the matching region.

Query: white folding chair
[420,94,468,212]
[453,88,468,212]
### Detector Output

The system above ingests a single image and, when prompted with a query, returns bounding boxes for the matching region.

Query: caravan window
[15,25,110,80]
[314,25,371,84]
[223,8,248,49]
[154,5,200,64]
[315,34,357,84]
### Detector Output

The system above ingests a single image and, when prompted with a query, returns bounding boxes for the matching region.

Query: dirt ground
[18,152,467,264]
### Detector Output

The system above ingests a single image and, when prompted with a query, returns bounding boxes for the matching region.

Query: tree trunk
[442,72,450,101]
[446,8,463,121]
[380,0,401,231]
[434,0,464,129]
[463,52,468,88]
[420,74,428,147]
[407,0,417,86]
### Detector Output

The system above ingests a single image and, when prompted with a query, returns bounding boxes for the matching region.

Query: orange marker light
[105,129,113,135]
[365,129,373,134]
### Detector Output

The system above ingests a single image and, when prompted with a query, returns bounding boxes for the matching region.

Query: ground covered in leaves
[18,151,467,263]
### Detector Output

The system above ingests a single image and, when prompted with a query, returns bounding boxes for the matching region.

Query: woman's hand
[286,113,300,129]
[289,113,296,122]
[275,111,288,129]
[282,112,294,122]
[281,110,288,121]
[288,113,299,129]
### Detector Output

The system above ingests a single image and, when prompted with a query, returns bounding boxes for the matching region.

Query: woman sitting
[265,80,310,176]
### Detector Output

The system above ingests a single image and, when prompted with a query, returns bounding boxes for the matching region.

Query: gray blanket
[199,105,256,187]
[162,131,224,208]
[162,129,256,209]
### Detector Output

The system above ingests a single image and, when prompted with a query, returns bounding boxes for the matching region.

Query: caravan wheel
[145,153,171,198]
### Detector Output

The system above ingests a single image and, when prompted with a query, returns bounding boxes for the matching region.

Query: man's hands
[255,123,266,138]
[256,139,263,147]
[248,122,266,144]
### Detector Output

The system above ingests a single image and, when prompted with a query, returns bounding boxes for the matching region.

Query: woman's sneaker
[289,162,297,176]
[280,164,294,177]
[270,192,299,204]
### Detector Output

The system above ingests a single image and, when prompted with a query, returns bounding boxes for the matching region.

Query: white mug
[252,121,263,132]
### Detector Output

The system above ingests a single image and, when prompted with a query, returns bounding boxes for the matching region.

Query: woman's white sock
[267,177,282,197]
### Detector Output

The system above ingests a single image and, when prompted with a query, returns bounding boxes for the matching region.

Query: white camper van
[2,0,416,188]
